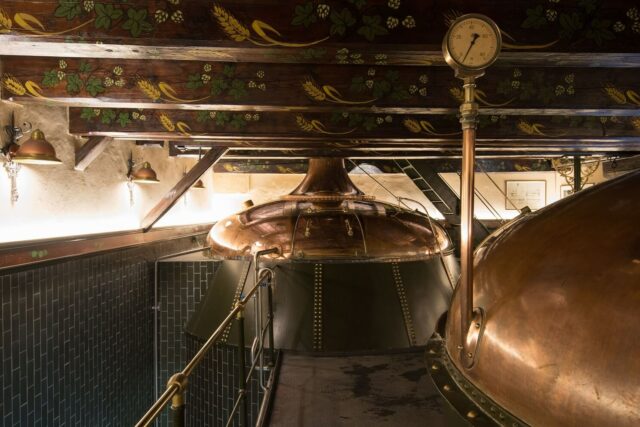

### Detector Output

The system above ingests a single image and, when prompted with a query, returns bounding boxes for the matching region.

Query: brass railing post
[166,373,187,427]
[135,262,277,427]
[236,307,249,427]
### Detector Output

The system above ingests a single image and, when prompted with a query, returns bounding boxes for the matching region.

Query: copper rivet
[431,364,439,371]
[467,352,473,358]
[466,410,478,419]
[443,384,452,392]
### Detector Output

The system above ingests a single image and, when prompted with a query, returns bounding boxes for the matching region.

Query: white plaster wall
[0,103,215,243]
[440,166,607,220]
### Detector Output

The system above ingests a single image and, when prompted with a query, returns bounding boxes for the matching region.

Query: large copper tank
[439,170,640,426]
[188,158,458,352]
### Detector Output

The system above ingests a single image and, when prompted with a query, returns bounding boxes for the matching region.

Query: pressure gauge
[443,14,501,77]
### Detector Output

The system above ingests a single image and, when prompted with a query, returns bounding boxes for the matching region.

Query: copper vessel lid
[12,129,62,165]
[207,158,452,262]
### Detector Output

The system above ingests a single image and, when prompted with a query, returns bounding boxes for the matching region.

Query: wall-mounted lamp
[191,141,205,190]
[1,114,60,204]
[126,152,160,206]
[130,162,160,184]
[12,129,62,165]
[192,179,205,189]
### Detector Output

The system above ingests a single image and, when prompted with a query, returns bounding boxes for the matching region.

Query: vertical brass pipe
[458,78,478,360]
[237,309,248,427]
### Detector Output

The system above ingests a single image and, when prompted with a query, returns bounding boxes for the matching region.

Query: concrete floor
[268,351,447,426]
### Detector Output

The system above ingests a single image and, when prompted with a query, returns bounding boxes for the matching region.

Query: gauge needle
[461,33,480,63]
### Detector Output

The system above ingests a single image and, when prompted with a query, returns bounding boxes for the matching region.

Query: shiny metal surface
[445,170,640,426]
[458,79,479,360]
[131,161,160,183]
[207,158,452,262]
[12,129,62,165]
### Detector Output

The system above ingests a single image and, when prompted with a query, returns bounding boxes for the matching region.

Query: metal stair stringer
[395,159,491,250]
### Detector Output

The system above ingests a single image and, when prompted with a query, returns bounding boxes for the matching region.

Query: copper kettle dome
[441,169,640,426]
[207,158,452,262]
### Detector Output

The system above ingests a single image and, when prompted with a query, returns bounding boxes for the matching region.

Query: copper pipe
[458,78,478,361]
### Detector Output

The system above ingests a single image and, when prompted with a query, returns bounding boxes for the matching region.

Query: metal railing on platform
[135,247,279,427]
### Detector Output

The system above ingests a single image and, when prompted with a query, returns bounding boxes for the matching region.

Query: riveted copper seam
[313,263,323,351]
[221,260,252,343]
[391,262,417,346]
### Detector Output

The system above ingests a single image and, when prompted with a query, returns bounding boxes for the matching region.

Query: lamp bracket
[2,112,32,157]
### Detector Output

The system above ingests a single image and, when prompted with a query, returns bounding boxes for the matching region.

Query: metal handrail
[135,262,276,427]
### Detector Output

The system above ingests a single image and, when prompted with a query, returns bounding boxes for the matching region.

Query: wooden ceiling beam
[1,0,640,59]
[74,136,112,171]
[4,57,640,114]
[2,38,640,67]
[140,146,227,232]
[67,109,640,143]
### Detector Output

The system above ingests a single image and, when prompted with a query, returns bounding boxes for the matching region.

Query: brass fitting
[167,373,188,408]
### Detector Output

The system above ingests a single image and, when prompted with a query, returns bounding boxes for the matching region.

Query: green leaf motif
[522,6,547,30]
[196,111,211,123]
[94,3,123,30]
[372,79,391,98]
[117,112,131,127]
[86,76,105,97]
[66,73,83,94]
[210,76,229,96]
[222,64,236,78]
[215,112,230,126]
[330,8,356,36]
[558,13,583,39]
[42,70,60,88]
[100,109,116,124]
[187,73,204,90]
[585,19,614,46]
[361,116,377,131]
[122,8,152,37]
[229,79,247,100]
[291,2,317,28]
[229,114,247,129]
[390,86,409,101]
[54,0,82,20]
[357,15,388,42]
[80,107,95,121]
[78,60,92,74]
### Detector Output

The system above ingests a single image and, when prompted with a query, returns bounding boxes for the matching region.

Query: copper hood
[206,158,452,262]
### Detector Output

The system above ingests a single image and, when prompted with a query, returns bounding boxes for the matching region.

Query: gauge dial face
[446,16,500,70]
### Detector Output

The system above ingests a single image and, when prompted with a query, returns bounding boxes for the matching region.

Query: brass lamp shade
[12,129,62,165]
[131,162,160,184]
[192,179,205,189]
